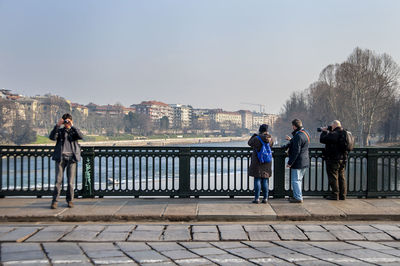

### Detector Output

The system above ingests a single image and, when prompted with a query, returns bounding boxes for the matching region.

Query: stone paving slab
[163,203,198,221]
[269,200,311,220]
[193,232,220,241]
[128,229,163,241]
[26,225,75,242]
[0,227,41,242]
[197,202,276,221]
[271,224,308,240]
[248,231,280,241]
[115,201,167,220]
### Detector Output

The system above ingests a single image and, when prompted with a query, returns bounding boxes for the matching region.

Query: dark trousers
[52,156,76,202]
[326,160,347,199]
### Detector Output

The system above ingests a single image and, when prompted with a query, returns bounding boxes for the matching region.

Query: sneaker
[67,201,74,208]
[50,201,57,209]
[289,198,303,203]
[252,199,260,204]
[261,199,268,204]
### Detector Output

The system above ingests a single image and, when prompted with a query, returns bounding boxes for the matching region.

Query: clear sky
[1,0,399,114]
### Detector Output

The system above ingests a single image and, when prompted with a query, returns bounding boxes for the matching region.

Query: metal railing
[0,145,399,198]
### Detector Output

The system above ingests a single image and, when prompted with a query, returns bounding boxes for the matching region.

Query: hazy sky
[1,0,399,114]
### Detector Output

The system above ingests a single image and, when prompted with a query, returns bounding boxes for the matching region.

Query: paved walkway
[2,223,400,265]
[1,198,400,222]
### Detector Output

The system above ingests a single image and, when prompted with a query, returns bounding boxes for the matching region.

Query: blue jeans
[291,168,306,200]
[254,177,269,200]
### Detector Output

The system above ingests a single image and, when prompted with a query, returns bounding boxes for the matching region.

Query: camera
[317,126,332,132]
[64,120,70,124]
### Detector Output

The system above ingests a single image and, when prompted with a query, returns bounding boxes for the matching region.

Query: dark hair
[291,119,302,129]
[62,113,73,120]
[259,124,268,133]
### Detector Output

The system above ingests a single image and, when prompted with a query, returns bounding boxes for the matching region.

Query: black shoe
[326,196,339,200]
[252,199,260,204]
[261,199,268,204]
[339,196,346,200]
[289,198,303,203]
[50,201,57,209]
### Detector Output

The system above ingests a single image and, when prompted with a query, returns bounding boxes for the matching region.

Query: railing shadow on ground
[0,146,399,198]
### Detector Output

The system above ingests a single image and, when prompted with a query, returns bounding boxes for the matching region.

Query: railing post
[273,147,286,198]
[82,146,95,198]
[367,148,379,198]
[179,147,191,198]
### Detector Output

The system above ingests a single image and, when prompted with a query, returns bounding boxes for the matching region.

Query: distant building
[239,110,253,129]
[252,113,279,130]
[194,114,211,129]
[210,110,242,128]
[16,97,38,120]
[71,103,89,116]
[132,101,174,127]
[123,107,136,115]
[86,103,124,117]
[170,104,192,128]
[0,89,21,100]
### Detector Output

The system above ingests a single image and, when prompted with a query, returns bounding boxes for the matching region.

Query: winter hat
[259,124,268,133]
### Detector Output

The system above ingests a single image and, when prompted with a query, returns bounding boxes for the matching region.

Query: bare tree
[337,48,399,145]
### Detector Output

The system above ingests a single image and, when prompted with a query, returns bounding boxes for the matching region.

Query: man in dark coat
[286,119,310,203]
[320,120,347,200]
[248,124,273,204]
[49,113,83,209]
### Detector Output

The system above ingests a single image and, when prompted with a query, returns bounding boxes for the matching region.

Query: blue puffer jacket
[287,128,310,169]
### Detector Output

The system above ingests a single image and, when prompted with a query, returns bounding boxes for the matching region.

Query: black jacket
[248,133,273,178]
[287,128,310,169]
[320,127,347,160]
[49,125,83,162]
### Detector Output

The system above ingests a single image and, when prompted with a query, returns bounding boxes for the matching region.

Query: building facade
[170,104,192,129]
[132,101,174,127]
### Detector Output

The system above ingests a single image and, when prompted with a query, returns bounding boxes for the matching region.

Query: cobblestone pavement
[2,223,400,265]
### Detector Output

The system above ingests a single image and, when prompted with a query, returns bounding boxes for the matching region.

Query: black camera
[64,120,70,124]
[317,126,332,132]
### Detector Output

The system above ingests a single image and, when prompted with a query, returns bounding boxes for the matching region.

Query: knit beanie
[259,124,268,133]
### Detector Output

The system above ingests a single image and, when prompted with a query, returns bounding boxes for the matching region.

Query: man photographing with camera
[319,120,349,201]
[49,113,83,209]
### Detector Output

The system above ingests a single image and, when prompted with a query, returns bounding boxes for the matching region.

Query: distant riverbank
[30,136,249,147]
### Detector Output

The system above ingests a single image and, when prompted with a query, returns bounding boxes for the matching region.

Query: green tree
[11,119,37,145]
[160,116,169,131]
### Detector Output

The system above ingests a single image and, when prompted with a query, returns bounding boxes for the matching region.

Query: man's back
[320,128,346,160]
[288,129,310,169]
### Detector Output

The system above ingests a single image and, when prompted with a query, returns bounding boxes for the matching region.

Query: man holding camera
[49,113,83,209]
[319,120,347,200]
